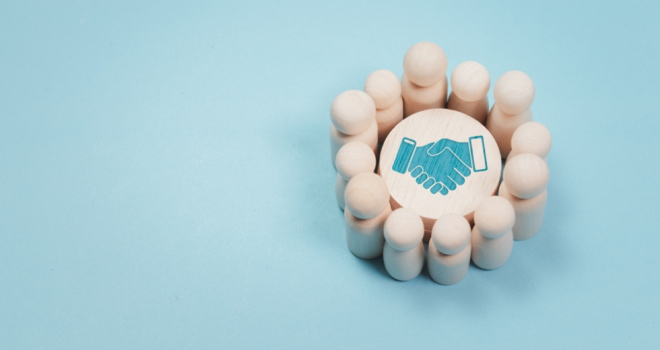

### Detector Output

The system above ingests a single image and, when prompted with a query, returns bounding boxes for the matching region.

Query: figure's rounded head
[451,61,490,102]
[503,153,549,199]
[403,42,447,88]
[384,208,424,251]
[431,213,471,255]
[474,196,515,239]
[330,90,376,135]
[345,173,390,220]
[494,71,535,115]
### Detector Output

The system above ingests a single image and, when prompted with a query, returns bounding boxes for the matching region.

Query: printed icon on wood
[392,136,488,195]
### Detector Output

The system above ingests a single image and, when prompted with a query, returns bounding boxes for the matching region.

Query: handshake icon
[392,136,488,195]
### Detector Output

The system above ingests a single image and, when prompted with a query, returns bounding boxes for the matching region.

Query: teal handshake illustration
[392,136,488,195]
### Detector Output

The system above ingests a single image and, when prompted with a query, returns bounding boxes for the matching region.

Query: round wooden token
[379,108,502,236]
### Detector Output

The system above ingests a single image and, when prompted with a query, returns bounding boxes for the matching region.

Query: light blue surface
[1,1,659,348]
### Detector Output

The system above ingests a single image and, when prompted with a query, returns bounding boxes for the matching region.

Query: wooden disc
[379,108,501,234]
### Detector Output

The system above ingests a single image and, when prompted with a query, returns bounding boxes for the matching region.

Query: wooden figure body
[486,71,535,158]
[383,208,425,281]
[470,196,516,270]
[447,61,490,124]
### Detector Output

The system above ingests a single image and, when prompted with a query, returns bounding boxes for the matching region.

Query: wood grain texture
[401,73,447,118]
[447,92,489,124]
[379,109,501,237]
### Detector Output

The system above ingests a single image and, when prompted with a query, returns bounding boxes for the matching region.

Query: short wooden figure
[334,142,377,209]
[379,108,502,240]
[427,213,472,285]
[401,42,448,118]
[364,70,404,143]
[499,153,549,240]
[471,196,515,270]
[447,61,490,124]
[486,71,535,158]
[383,208,425,281]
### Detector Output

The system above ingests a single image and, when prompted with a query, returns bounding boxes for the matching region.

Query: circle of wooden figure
[499,153,549,240]
[383,208,425,281]
[344,173,392,259]
[427,213,472,285]
[507,121,552,163]
[334,142,377,209]
[364,70,404,143]
[447,61,490,124]
[379,108,502,240]
[486,71,535,158]
[471,196,515,270]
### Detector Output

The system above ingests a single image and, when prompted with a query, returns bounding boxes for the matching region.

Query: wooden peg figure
[427,213,472,285]
[471,196,515,270]
[447,61,490,124]
[401,42,448,117]
[383,208,425,281]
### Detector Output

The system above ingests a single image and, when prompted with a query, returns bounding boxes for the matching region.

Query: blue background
[1,0,659,348]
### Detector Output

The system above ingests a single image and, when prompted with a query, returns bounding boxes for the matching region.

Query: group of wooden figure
[329,42,552,284]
